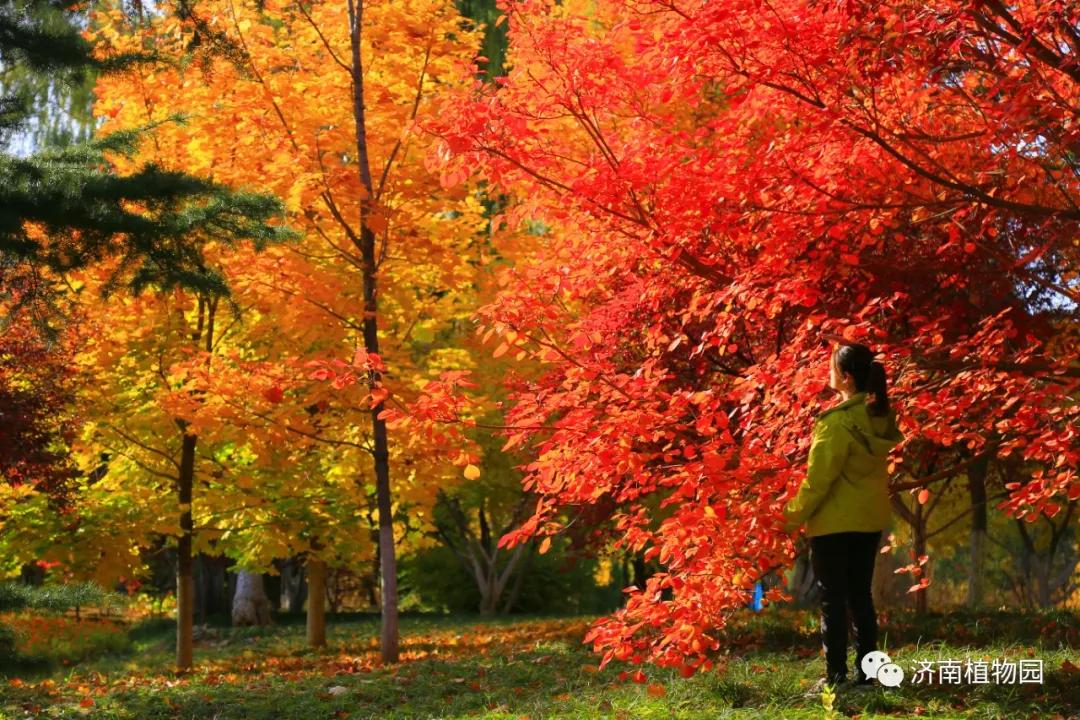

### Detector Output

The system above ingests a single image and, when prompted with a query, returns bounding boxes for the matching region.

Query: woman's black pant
[809,530,882,683]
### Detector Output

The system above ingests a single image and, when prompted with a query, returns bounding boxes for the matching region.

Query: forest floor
[1,605,1078,719]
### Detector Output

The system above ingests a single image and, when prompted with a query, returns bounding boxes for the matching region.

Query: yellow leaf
[464,464,481,480]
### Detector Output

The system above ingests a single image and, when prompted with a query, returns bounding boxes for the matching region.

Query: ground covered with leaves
[1,606,1077,719]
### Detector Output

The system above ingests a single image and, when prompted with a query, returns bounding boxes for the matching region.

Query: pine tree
[0,0,295,308]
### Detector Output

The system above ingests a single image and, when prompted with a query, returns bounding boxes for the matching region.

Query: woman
[782,342,905,692]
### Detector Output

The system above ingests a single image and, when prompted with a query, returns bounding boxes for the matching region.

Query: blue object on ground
[751,580,763,612]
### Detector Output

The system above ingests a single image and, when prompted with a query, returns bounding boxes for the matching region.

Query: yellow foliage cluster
[25,0,494,582]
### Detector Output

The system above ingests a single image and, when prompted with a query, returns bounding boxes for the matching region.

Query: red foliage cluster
[410,0,1079,671]
[0,307,81,504]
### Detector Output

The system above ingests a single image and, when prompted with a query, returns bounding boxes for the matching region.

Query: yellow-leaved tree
[71,0,491,670]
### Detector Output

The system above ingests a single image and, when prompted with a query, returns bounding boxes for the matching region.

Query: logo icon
[861,651,905,687]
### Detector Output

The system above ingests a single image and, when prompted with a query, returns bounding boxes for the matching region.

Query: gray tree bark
[231,571,273,626]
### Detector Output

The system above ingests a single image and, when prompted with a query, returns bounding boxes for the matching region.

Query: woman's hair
[833,342,891,416]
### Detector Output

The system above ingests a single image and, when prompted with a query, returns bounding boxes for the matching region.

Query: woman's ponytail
[864,359,890,416]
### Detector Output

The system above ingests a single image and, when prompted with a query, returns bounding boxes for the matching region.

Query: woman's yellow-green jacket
[782,391,905,537]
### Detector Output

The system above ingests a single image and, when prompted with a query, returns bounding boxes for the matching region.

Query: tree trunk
[913,499,929,615]
[791,544,819,608]
[306,557,327,648]
[19,563,45,585]
[193,556,208,626]
[436,492,533,615]
[478,501,497,615]
[966,454,989,608]
[176,431,196,671]
[503,542,535,614]
[231,571,273,626]
[872,540,899,610]
[632,554,648,591]
[1035,558,1052,607]
[371,532,382,610]
[194,554,229,624]
[348,0,398,663]
[326,568,349,615]
[277,557,307,613]
[175,295,216,671]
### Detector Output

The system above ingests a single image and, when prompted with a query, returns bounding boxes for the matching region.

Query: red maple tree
[377,0,1079,672]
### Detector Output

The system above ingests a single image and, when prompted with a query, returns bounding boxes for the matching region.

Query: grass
[1,605,1077,719]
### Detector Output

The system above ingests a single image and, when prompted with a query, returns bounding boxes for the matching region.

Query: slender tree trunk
[633,554,648,591]
[194,554,230,624]
[348,0,398,663]
[1035,559,1052,607]
[872,540,898,610]
[913,500,928,615]
[174,295,216,671]
[371,531,382,610]
[231,571,273,626]
[306,557,327,648]
[176,431,196,671]
[967,454,990,608]
[1015,518,1035,607]
[503,542,535,614]
[278,557,307,613]
[791,544,819,607]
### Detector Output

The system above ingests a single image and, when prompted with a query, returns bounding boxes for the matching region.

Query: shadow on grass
[55,627,627,720]
[5,607,1078,718]
[719,605,1080,718]
[721,605,1080,651]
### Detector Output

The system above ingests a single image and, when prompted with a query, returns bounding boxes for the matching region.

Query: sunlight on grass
[1,608,1077,719]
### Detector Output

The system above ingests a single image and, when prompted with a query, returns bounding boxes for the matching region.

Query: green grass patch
[1,607,1077,719]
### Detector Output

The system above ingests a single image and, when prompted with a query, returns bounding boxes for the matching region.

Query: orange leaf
[370,387,389,406]
[647,683,666,697]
